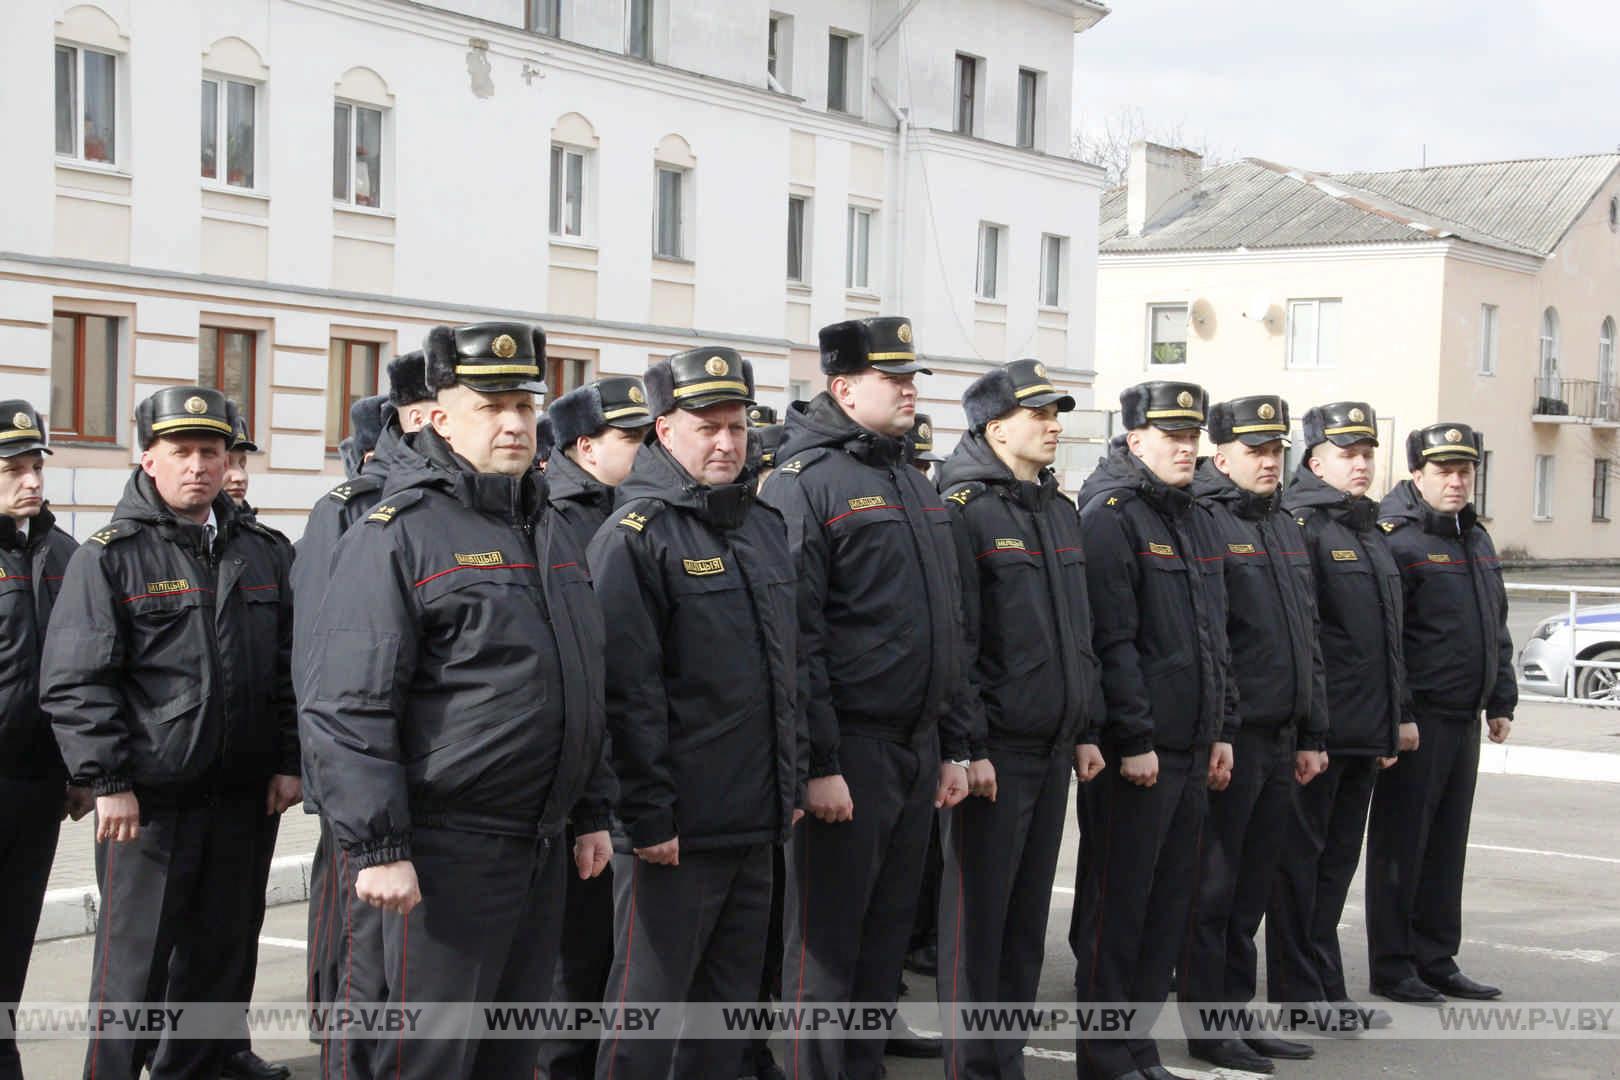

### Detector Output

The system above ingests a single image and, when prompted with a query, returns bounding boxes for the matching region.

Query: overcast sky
[1070,0,1620,174]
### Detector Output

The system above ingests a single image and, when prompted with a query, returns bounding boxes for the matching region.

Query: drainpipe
[871,81,909,315]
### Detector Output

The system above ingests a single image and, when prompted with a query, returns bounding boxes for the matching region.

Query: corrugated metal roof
[1100,154,1620,257]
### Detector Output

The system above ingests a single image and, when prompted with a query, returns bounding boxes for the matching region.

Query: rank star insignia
[705,356,729,376]
[1379,521,1395,533]
[779,459,804,475]
[368,504,398,523]
[90,529,116,545]
[184,396,208,414]
[492,333,518,359]
[619,511,650,532]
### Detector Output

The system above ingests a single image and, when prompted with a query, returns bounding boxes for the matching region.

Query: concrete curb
[36,853,314,944]
[33,741,1620,944]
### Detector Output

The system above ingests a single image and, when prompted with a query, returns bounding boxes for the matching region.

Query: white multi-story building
[0,0,1108,538]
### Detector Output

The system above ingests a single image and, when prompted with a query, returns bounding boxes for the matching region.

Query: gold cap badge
[1257,402,1277,421]
[897,323,913,344]
[1176,391,1195,409]
[184,396,208,414]
[1034,363,1047,377]
[705,355,729,377]
[491,333,518,359]
[1348,407,1366,423]
[629,385,645,404]
[13,412,33,430]
[918,422,932,441]
[1444,427,1463,443]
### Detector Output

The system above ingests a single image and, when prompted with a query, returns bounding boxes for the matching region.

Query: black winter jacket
[545,450,617,555]
[936,432,1101,757]
[586,442,799,853]
[1283,468,1405,756]
[761,394,965,770]
[301,429,611,867]
[1378,481,1517,723]
[43,472,296,800]
[1077,441,1236,756]
[0,505,78,780]
[1193,460,1328,749]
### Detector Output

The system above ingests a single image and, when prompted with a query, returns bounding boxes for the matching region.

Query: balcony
[1531,377,1620,426]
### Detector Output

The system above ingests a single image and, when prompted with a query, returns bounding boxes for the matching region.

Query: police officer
[303,323,612,1079]
[1073,381,1235,1080]
[587,349,800,1080]
[762,317,969,1080]
[0,401,86,1080]
[908,412,946,477]
[536,415,556,472]
[1267,402,1406,1029]
[748,403,780,427]
[1366,423,1514,1004]
[43,387,299,1080]
[936,361,1104,1078]
[1182,396,1328,1072]
[533,375,652,1080]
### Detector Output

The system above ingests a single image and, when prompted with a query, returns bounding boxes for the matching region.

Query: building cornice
[909,128,1107,187]
[1098,237,1544,274]
[0,252,796,352]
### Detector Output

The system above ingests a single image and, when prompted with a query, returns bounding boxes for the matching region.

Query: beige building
[1094,145,1620,559]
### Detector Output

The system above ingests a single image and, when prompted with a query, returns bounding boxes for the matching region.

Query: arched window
[1539,307,1561,394]
[333,67,393,209]
[653,134,696,260]
[550,113,598,240]
[1601,317,1616,419]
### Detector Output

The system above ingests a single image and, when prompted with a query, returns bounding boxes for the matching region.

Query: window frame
[1539,306,1560,386]
[527,0,562,36]
[975,221,1005,301]
[846,205,874,292]
[547,354,591,398]
[200,74,259,190]
[1040,233,1066,309]
[1478,302,1499,376]
[326,338,382,451]
[787,194,810,284]
[626,0,653,60]
[198,326,258,440]
[1147,303,1191,367]
[767,14,794,91]
[1475,449,1492,518]
[827,31,851,113]
[953,53,980,136]
[1533,453,1556,521]
[1285,297,1343,370]
[333,99,387,209]
[1600,316,1616,419]
[1016,67,1041,149]
[55,42,119,166]
[1595,458,1612,523]
[654,164,688,260]
[49,311,120,443]
[549,143,588,239]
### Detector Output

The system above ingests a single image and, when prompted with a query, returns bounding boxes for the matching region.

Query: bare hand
[1398,722,1420,753]
[1376,756,1398,770]
[935,763,969,809]
[1121,750,1159,788]
[1294,749,1328,786]
[634,837,679,866]
[574,829,612,879]
[791,808,805,827]
[1074,744,1106,783]
[966,759,997,801]
[356,861,421,915]
[1487,716,1512,743]
[64,785,95,822]
[806,775,854,823]
[265,774,303,815]
[95,792,140,843]
[1207,742,1234,791]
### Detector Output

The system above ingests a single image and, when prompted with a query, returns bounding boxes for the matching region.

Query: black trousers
[594,843,773,1080]
[222,804,281,1056]
[82,795,259,1080]
[1180,726,1295,1011]
[320,849,387,1080]
[1266,754,1379,1003]
[745,843,788,1072]
[535,825,615,1080]
[782,732,937,1080]
[307,815,336,1015]
[370,826,566,1080]
[0,777,62,1080]
[1365,715,1481,987]
[1069,748,1205,1080]
[937,748,1070,1080]
[910,816,942,955]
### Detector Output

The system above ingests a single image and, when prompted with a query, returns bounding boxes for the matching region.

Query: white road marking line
[1478,743,1620,785]
[1461,940,1615,965]
[258,935,308,951]
[1467,842,1620,866]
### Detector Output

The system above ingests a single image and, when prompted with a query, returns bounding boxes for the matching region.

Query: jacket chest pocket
[0,575,30,617]
[417,564,545,645]
[825,503,906,548]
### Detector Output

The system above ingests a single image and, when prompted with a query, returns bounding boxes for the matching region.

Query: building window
[787,195,808,283]
[1539,306,1560,392]
[200,77,256,188]
[547,354,589,397]
[55,44,117,164]
[954,53,979,136]
[767,14,794,90]
[1149,304,1190,365]
[333,101,384,208]
[1600,317,1616,420]
[198,328,257,439]
[976,222,1005,301]
[1479,303,1498,376]
[1595,459,1612,522]
[1016,68,1040,149]
[790,379,810,403]
[1040,234,1066,308]
[327,339,380,450]
[846,206,873,290]
[550,145,586,238]
[527,0,561,35]
[827,32,851,113]
[1286,298,1342,369]
[1533,454,1555,521]
[626,0,652,59]
[49,313,118,442]
[655,166,686,259]
[1474,450,1491,516]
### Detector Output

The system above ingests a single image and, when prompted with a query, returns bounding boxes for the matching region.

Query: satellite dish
[1190,298,1217,340]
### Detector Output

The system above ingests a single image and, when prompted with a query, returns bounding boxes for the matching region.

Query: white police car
[1517,604,1620,702]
